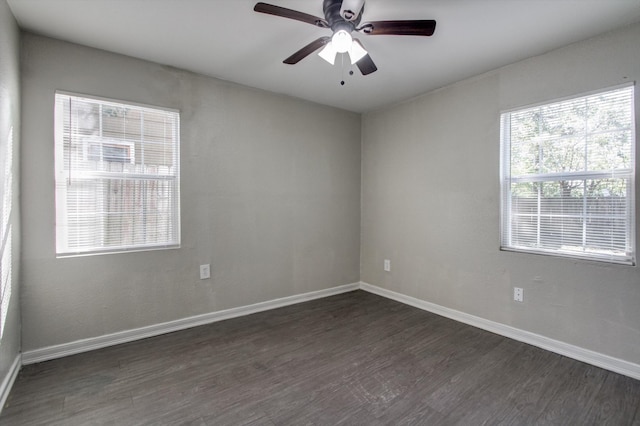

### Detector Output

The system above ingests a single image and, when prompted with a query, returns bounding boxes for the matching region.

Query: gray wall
[0,0,21,382]
[20,34,361,351]
[362,22,640,365]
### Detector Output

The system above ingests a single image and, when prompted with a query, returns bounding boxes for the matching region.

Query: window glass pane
[510,139,539,175]
[587,130,633,171]
[540,137,585,174]
[539,101,586,140]
[539,181,584,250]
[509,182,538,248]
[509,109,540,175]
[586,90,634,133]
[63,177,178,252]
[510,109,539,141]
[585,178,629,254]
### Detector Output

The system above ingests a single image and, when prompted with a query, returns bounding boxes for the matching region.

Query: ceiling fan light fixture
[319,38,367,66]
[318,42,337,65]
[348,40,367,64]
[331,29,352,53]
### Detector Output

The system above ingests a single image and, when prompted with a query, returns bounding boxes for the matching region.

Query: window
[1,126,14,337]
[500,85,635,265]
[54,93,180,256]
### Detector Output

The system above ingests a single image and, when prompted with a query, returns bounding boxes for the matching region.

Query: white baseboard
[20,281,640,381]
[360,282,640,381]
[22,282,360,365]
[0,354,21,413]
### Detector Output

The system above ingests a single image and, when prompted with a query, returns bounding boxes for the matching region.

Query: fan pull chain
[337,53,356,86]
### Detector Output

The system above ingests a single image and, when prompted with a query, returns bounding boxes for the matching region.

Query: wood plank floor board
[373,390,449,426]
[265,377,376,426]
[483,344,563,424]
[534,359,608,425]
[424,339,520,415]
[444,343,567,424]
[2,290,639,425]
[584,372,640,425]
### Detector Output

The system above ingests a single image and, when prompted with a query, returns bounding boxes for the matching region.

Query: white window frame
[500,84,636,265]
[54,92,181,256]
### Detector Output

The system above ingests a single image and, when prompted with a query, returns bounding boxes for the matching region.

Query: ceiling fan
[254,0,437,76]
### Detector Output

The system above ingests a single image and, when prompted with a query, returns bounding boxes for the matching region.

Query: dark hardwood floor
[2,290,639,425]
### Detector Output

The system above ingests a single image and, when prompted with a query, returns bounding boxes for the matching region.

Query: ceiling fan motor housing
[340,0,365,21]
[323,0,363,33]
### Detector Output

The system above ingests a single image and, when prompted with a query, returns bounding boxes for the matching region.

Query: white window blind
[500,84,635,265]
[54,93,180,256]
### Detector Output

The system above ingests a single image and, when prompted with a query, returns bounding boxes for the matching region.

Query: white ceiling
[7,0,640,112]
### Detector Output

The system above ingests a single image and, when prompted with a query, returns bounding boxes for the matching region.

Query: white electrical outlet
[199,264,211,280]
[384,259,391,272]
[514,287,524,302]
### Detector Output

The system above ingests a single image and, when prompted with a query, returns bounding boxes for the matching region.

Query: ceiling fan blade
[355,54,377,75]
[284,37,331,64]
[358,20,437,36]
[352,39,376,75]
[254,2,328,28]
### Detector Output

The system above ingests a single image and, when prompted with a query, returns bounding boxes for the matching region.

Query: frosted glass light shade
[318,34,368,66]
[318,42,338,65]
[348,40,367,64]
[332,30,352,53]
